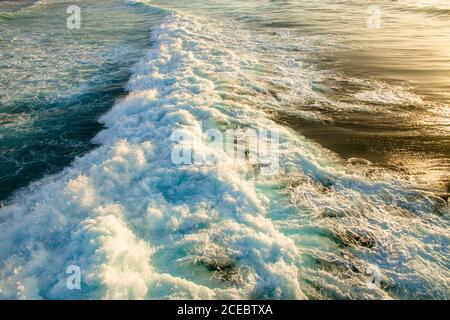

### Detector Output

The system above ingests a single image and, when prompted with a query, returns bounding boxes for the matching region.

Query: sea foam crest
[0,12,448,300]
[0,13,306,300]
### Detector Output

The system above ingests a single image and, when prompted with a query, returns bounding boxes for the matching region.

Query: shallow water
[0,0,448,300]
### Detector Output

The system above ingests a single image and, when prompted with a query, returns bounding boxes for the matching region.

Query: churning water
[0,0,448,299]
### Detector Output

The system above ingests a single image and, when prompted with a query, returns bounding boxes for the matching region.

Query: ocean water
[0,0,448,299]
[0,0,164,201]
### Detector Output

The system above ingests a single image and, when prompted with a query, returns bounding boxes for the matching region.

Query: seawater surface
[0,0,448,299]
[0,0,164,201]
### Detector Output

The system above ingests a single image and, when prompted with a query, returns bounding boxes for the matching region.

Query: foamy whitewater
[0,0,449,299]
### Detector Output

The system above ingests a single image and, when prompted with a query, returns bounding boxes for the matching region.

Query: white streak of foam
[0,13,306,300]
[0,12,448,300]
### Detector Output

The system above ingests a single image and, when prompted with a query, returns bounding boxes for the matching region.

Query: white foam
[0,12,448,300]
[354,87,424,106]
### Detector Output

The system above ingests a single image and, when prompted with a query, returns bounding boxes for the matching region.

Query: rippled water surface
[0,0,163,201]
[0,0,448,300]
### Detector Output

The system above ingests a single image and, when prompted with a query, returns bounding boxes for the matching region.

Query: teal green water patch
[0,72,125,201]
[0,12,13,21]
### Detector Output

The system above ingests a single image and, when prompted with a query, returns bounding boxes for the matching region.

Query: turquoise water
[0,0,448,300]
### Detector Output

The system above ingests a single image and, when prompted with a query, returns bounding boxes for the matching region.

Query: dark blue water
[0,0,164,202]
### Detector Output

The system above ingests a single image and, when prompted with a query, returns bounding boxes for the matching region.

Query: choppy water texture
[0,0,448,299]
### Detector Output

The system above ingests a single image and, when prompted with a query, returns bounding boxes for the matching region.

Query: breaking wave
[0,9,448,300]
